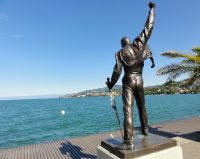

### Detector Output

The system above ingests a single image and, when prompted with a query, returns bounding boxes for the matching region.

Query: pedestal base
[97,133,183,159]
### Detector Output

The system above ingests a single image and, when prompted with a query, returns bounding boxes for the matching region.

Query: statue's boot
[142,128,148,136]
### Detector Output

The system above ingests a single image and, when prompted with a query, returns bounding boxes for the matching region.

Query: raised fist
[149,2,155,8]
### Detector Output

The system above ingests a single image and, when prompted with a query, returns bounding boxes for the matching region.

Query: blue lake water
[0,94,199,149]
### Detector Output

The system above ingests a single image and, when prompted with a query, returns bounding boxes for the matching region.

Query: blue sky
[0,0,200,97]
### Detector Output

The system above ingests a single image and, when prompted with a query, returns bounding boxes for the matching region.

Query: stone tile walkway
[0,117,199,159]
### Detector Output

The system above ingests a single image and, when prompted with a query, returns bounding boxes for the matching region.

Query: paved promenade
[0,117,199,159]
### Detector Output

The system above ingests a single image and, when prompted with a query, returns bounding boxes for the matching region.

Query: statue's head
[121,37,131,48]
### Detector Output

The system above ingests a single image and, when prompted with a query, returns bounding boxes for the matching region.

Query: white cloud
[14,34,22,39]
[0,33,22,39]
[0,14,8,21]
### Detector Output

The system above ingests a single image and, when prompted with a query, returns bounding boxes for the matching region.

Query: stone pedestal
[97,133,183,159]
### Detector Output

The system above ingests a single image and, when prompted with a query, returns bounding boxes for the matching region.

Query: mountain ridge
[62,80,200,98]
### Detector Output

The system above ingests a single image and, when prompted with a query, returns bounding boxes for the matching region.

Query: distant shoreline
[62,80,200,98]
[0,95,61,101]
[60,92,200,99]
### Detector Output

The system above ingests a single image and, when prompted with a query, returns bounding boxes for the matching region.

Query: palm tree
[157,47,200,86]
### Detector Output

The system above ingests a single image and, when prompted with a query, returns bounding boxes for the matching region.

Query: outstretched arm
[107,53,122,89]
[133,2,155,51]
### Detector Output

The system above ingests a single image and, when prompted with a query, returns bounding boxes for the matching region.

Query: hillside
[61,80,200,98]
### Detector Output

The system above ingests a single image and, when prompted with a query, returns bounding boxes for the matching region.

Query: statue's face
[121,37,131,48]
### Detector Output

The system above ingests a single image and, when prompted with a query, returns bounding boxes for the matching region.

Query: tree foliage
[157,47,200,85]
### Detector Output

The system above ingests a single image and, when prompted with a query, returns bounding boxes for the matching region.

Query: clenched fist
[149,2,156,8]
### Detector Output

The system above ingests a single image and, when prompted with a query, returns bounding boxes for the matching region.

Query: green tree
[157,47,200,85]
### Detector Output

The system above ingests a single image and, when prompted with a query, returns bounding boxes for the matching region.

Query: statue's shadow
[148,126,200,142]
[59,141,96,159]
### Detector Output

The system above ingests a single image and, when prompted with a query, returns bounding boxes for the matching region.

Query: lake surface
[0,94,199,149]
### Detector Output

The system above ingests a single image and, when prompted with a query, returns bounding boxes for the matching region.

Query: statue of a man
[106,2,155,150]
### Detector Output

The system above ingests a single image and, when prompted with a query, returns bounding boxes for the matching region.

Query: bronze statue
[106,2,155,150]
